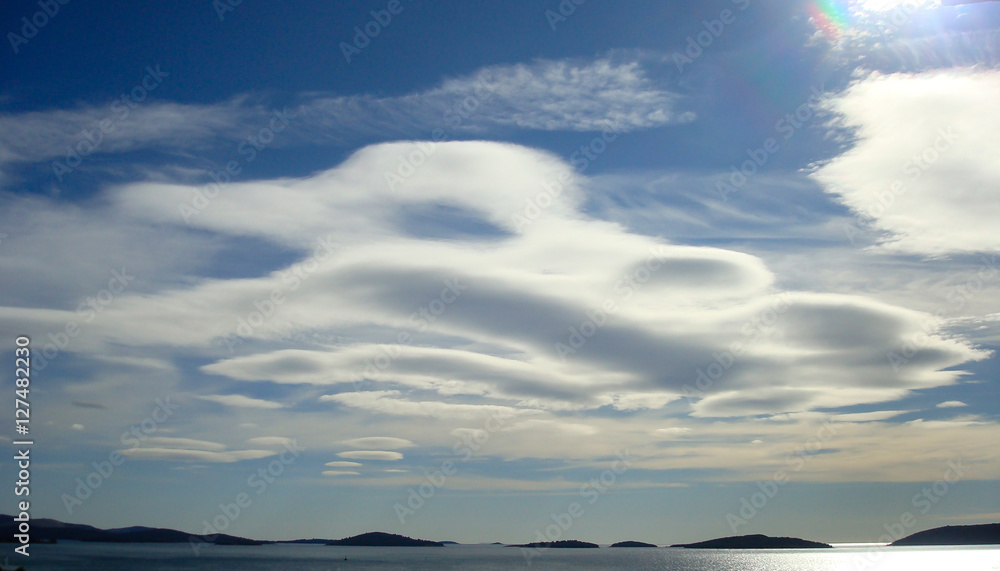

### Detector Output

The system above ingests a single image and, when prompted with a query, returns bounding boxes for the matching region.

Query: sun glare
[855,0,937,12]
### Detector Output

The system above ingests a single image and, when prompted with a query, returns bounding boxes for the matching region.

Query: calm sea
[7,542,1000,570]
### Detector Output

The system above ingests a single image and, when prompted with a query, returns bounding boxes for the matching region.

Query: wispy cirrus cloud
[0,57,687,182]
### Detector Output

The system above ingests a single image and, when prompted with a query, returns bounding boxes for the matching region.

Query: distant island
[672,534,831,549]
[510,540,599,548]
[326,532,444,547]
[891,523,1000,546]
[8,513,996,550]
[0,515,261,546]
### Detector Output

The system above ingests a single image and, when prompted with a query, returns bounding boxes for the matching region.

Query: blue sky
[2,0,1000,546]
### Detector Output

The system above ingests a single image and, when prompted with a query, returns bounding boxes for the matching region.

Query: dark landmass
[891,523,1000,546]
[0,514,262,545]
[326,532,444,547]
[14,514,996,550]
[672,534,831,549]
[611,540,658,547]
[510,540,600,548]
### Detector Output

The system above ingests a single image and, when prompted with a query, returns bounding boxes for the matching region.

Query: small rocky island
[672,534,831,549]
[891,523,1000,546]
[326,532,444,547]
[611,540,658,547]
[511,540,599,548]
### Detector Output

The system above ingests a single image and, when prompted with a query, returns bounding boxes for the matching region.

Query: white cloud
[500,419,598,436]
[0,132,993,489]
[325,461,362,468]
[120,448,276,463]
[246,436,296,448]
[813,68,1000,255]
[427,58,688,131]
[340,436,415,449]
[654,427,692,437]
[144,437,226,451]
[322,470,361,477]
[856,0,934,12]
[834,410,909,422]
[198,394,285,409]
[336,450,404,461]
[937,400,968,408]
[118,436,278,462]
[0,98,250,172]
[0,57,685,180]
[322,391,536,420]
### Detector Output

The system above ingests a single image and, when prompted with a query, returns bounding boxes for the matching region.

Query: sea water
[8,542,1000,570]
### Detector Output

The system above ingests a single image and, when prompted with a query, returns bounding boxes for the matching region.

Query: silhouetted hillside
[672,534,831,549]
[326,532,444,547]
[0,514,262,545]
[891,523,1000,546]
[511,540,599,548]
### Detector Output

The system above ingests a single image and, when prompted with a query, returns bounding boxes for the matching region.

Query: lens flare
[809,0,852,39]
